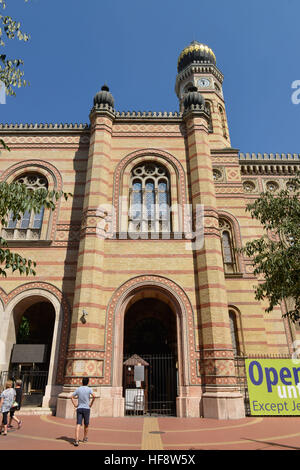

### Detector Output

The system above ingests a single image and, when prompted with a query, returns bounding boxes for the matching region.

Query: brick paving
[1,414,300,451]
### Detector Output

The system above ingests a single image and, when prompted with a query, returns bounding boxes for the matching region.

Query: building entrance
[9,300,55,406]
[123,298,177,416]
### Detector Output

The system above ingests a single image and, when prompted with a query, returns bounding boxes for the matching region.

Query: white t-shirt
[1,388,16,413]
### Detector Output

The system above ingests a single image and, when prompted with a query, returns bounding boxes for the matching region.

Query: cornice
[0,122,90,134]
[239,152,300,162]
[0,112,185,134]
[114,110,182,122]
[211,148,239,155]
[239,152,300,176]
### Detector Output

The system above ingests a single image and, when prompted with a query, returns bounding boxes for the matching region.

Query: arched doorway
[108,275,199,418]
[9,297,55,406]
[123,297,178,416]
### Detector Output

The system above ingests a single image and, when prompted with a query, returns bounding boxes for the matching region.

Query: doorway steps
[18,407,54,416]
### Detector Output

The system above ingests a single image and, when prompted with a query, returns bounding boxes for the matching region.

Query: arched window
[229,310,240,356]
[3,173,48,240]
[205,101,213,133]
[218,105,227,139]
[219,218,237,273]
[128,163,171,234]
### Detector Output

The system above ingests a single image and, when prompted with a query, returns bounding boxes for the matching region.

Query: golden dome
[177,41,216,72]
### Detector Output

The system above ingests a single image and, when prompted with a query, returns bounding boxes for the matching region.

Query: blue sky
[1,0,300,154]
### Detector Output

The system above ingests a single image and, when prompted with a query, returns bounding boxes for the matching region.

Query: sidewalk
[1,414,300,451]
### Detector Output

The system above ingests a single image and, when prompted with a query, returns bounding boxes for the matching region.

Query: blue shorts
[76,408,90,426]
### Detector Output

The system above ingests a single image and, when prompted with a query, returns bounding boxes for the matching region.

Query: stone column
[183,103,245,419]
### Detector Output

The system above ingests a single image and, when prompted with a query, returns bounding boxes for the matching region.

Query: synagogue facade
[0,41,299,419]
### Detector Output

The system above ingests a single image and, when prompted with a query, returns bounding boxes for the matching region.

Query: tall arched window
[219,218,237,273]
[229,310,240,356]
[218,105,227,139]
[128,163,171,234]
[3,173,48,240]
[205,101,213,133]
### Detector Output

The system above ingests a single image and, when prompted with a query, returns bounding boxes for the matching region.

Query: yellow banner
[245,359,300,415]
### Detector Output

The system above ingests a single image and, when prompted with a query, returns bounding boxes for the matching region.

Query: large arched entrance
[8,297,55,406]
[108,275,201,418]
[123,297,178,416]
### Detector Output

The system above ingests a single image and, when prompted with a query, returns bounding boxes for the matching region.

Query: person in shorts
[71,377,95,446]
[0,380,16,436]
[8,379,23,430]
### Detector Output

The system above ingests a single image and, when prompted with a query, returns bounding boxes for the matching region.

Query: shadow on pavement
[56,436,75,446]
[242,438,300,450]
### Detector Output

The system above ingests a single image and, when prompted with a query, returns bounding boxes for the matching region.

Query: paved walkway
[1,415,300,451]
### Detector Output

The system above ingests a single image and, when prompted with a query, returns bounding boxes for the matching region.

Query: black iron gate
[234,355,250,416]
[0,370,48,407]
[123,353,177,416]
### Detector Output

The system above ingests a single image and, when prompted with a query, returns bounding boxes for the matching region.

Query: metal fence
[0,370,48,407]
[234,355,250,415]
[123,353,177,416]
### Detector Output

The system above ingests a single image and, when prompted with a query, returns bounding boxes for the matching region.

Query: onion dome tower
[183,85,205,112]
[177,41,216,72]
[175,41,222,109]
[93,84,114,110]
[175,41,230,145]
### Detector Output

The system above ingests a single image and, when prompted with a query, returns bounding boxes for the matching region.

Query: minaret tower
[178,42,245,419]
[175,41,231,148]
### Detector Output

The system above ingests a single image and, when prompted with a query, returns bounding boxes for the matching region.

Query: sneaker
[83,437,88,442]
[74,440,79,447]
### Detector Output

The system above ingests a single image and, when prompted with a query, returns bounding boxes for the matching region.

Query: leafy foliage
[0,182,71,277]
[0,1,72,277]
[17,315,30,343]
[240,173,300,322]
[0,0,29,101]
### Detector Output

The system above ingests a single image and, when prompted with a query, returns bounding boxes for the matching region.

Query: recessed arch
[0,159,63,191]
[112,149,187,234]
[0,160,63,241]
[0,282,71,391]
[218,210,245,273]
[105,275,198,401]
[228,305,245,355]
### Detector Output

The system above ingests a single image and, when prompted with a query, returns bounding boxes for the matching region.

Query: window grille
[3,173,48,240]
[229,310,240,355]
[128,163,171,234]
[219,218,237,273]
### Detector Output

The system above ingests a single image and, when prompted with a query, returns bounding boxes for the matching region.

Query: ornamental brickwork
[0,42,299,419]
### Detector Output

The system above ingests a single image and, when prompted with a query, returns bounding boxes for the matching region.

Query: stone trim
[107,275,199,388]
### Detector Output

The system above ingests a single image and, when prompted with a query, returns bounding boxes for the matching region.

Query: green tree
[0,0,71,276]
[17,315,30,343]
[0,183,70,276]
[0,0,29,149]
[240,173,300,322]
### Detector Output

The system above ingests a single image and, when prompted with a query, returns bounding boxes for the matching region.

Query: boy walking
[71,377,95,447]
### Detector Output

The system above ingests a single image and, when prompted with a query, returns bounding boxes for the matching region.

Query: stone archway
[0,283,71,408]
[105,275,202,418]
[9,298,55,407]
